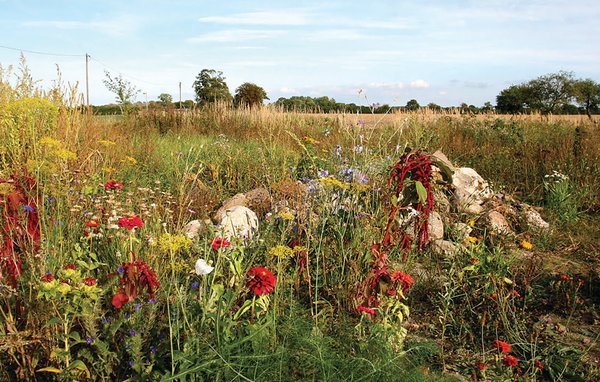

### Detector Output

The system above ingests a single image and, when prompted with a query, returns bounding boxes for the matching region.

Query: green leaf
[415,181,428,205]
[503,277,513,285]
[37,366,62,374]
[67,359,91,378]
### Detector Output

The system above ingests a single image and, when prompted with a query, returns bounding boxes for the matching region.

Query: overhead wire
[0,43,84,57]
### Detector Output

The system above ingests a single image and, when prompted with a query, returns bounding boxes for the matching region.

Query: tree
[193,69,232,105]
[526,71,575,114]
[427,102,442,112]
[496,85,528,114]
[102,71,139,114]
[573,78,600,119]
[405,99,420,111]
[233,82,268,108]
[158,93,173,105]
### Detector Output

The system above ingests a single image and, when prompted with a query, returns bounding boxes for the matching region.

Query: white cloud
[307,29,371,41]
[187,29,286,43]
[22,16,141,37]
[199,11,309,26]
[410,80,430,89]
[368,82,405,90]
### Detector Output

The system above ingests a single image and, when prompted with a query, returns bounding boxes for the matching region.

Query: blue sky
[1,0,599,106]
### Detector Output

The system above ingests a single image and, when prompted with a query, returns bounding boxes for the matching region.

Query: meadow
[1,73,599,381]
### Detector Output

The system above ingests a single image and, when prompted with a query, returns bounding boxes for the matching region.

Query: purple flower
[23,205,35,213]
[87,337,94,344]
[129,360,135,367]
[317,169,329,178]
[147,297,156,304]
[355,145,364,154]
[135,303,142,310]
[150,345,157,354]
[117,267,124,275]
[354,171,369,184]
[101,317,110,324]
[334,145,342,157]
[191,281,200,289]
[129,329,136,336]
[125,344,131,350]
[124,313,131,320]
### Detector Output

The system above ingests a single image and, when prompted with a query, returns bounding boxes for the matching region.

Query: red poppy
[41,273,54,282]
[211,236,231,250]
[502,355,519,367]
[357,305,376,315]
[492,340,511,353]
[476,362,488,371]
[390,271,414,292]
[85,220,100,228]
[64,263,76,270]
[509,290,521,298]
[246,267,276,296]
[490,293,497,300]
[534,359,544,370]
[104,180,124,190]
[83,277,97,286]
[118,216,144,230]
[111,290,130,309]
[559,275,572,281]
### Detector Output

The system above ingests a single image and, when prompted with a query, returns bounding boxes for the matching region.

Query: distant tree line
[496,71,600,117]
[98,68,599,117]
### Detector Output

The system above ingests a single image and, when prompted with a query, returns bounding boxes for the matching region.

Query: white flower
[194,258,214,275]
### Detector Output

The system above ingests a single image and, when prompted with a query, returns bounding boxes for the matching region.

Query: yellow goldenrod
[268,245,295,259]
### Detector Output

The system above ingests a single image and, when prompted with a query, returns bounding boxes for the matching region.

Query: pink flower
[118,216,144,230]
[357,305,376,315]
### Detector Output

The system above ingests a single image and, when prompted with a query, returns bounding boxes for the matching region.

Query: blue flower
[129,360,135,367]
[355,145,364,154]
[129,329,136,336]
[150,345,157,354]
[191,281,199,289]
[125,344,131,350]
[117,267,124,275]
[23,205,35,213]
[135,303,142,310]
[124,313,131,320]
[87,337,94,344]
[147,297,156,304]
[317,169,329,178]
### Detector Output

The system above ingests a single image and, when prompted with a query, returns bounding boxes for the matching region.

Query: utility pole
[85,53,90,114]
[179,81,182,109]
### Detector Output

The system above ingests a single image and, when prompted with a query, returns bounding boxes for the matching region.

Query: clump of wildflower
[246,267,276,296]
[492,340,511,353]
[211,236,231,250]
[122,156,138,166]
[303,136,319,145]
[158,233,192,254]
[520,240,533,250]
[98,139,116,146]
[104,180,124,190]
[502,355,519,367]
[268,245,295,259]
[390,271,414,293]
[111,258,160,309]
[357,305,376,315]
[277,211,295,221]
[194,258,214,275]
[467,236,478,244]
[318,176,348,190]
[118,216,143,230]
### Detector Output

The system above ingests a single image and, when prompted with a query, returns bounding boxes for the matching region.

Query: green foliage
[572,78,600,118]
[405,99,420,111]
[193,69,233,105]
[102,70,140,114]
[158,93,173,105]
[234,82,268,108]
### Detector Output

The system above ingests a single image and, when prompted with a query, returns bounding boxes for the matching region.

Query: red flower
[83,277,97,286]
[509,290,521,298]
[357,305,376,315]
[490,293,497,300]
[390,271,414,292]
[118,216,144,230]
[492,340,511,353]
[502,355,519,367]
[476,362,488,371]
[534,359,544,370]
[211,236,231,250]
[41,273,54,282]
[559,275,572,281]
[85,220,100,227]
[246,267,276,296]
[111,290,129,309]
[64,263,76,270]
[104,180,124,190]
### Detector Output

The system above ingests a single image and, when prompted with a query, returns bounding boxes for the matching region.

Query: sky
[1,0,599,107]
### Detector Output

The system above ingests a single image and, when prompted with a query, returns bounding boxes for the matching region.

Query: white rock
[484,210,513,235]
[213,193,248,224]
[521,206,550,231]
[451,167,493,214]
[428,211,444,241]
[183,219,209,239]
[218,205,259,241]
[431,239,461,257]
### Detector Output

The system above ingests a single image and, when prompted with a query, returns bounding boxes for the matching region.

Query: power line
[0,43,84,57]
[89,56,165,87]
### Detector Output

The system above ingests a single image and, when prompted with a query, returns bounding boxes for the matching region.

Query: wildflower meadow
[1,65,599,382]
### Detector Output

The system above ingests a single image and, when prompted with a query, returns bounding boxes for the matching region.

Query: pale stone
[520,205,550,231]
[183,219,210,239]
[431,239,461,257]
[428,211,444,241]
[218,205,259,241]
[484,210,513,235]
[431,150,456,172]
[451,167,493,214]
[212,193,247,224]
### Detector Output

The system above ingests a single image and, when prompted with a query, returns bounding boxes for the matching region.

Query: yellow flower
[468,219,476,227]
[467,236,478,244]
[56,283,72,295]
[278,211,295,221]
[55,148,77,161]
[318,176,348,190]
[268,245,295,259]
[122,156,137,166]
[349,183,370,192]
[303,136,319,145]
[158,233,193,253]
[102,167,116,174]
[293,246,307,254]
[99,140,116,146]
[520,240,533,250]
[39,136,62,150]
[0,183,16,196]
